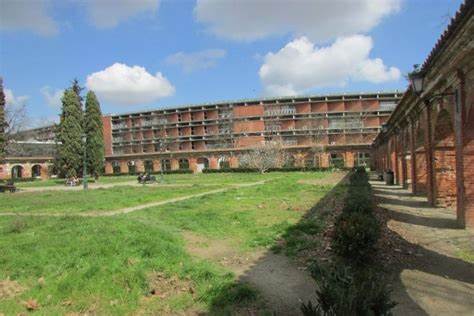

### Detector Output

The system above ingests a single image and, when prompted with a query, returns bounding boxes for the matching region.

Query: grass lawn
[0,171,342,314]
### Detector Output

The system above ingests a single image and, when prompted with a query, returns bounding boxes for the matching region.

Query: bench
[0,184,17,193]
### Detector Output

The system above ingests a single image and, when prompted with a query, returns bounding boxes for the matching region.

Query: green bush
[301,262,396,316]
[202,167,332,173]
[332,211,380,264]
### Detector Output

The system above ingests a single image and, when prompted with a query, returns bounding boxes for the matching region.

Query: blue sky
[0,0,463,125]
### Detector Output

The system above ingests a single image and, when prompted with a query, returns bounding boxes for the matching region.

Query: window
[330,153,344,168]
[179,159,189,170]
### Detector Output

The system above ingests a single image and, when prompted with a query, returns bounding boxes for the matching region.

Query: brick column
[188,157,198,173]
[23,164,32,178]
[170,158,179,171]
[152,159,161,172]
[229,156,239,168]
[40,164,49,179]
[454,73,473,227]
[119,161,129,174]
[401,129,408,188]
[136,160,145,173]
[320,152,329,168]
[410,119,417,194]
[423,103,435,206]
[209,156,219,169]
[345,151,355,168]
[104,161,113,175]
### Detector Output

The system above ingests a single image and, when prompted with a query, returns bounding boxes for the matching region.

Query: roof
[420,0,473,73]
[107,90,402,117]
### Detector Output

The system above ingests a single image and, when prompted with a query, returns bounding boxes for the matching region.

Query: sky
[0,0,464,127]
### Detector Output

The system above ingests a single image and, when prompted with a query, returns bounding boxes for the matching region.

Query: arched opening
[179,158,189,170]
[355,152,370,167]
[144,160,153,173]
[112,161,121,174]
[128,161,136,174]
[329,153,344,169]
[161,159,171,172]
[196,158,209,172]
[433,109,456,206]
[32,164,42,178]
[284,155,295,168]
[11,165,24,179]
[218,156,230,169]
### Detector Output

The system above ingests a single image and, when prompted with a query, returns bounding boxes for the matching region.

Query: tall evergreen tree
[84,91,104,179]
[0,78,6,159]
[56,89,84,178]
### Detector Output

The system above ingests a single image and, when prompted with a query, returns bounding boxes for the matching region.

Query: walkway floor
[371,180,474,316]
[0,180,268,218]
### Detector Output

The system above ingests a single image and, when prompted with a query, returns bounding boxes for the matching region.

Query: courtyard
[0,171,344,314]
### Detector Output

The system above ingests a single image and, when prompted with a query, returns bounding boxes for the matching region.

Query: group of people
[66,176,80,186]
[137,173,156,184]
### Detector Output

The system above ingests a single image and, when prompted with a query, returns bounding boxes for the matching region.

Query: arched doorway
[32,164,42,178]
[112,161,121,174]
[218,156,230,169]
[128,161,136,174]
[329,153,344,169]
[179,158,189,170]
[196,158,209,172]
[144,160,153,173]
[11,165,24,179]
[161,159,171,172]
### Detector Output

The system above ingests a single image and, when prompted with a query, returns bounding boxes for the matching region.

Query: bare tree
[4,102,28,156]
[239,140,288,173]
[308,118,327,168]
[154,119,172,182]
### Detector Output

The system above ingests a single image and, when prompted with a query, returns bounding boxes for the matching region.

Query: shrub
[332,211,380,264]
[301,262,396,316]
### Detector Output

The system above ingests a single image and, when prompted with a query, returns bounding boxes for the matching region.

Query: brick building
[102,92,401,175]
[0,92,400,179]
[372,0,474,227]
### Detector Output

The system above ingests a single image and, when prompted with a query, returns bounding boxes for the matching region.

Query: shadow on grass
[203,174,350,315]
[204,176,474,315]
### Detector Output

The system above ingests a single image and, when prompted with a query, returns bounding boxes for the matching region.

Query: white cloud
[40,86,64,108]
[259,36,401,96]
[0,0,58,36]
[85,0,160,29]
[166,49,226,73]
[86,63,175,105]
[4,89,29,107]
[195,0,400,42]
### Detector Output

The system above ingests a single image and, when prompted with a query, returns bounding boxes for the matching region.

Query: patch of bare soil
[146,272,195,300]
[183,232,317,315]
[0,278,24,299]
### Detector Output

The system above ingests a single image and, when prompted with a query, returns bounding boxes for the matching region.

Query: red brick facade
[372,1,474,227]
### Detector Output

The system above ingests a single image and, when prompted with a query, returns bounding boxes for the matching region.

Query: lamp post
[82,134,88,190]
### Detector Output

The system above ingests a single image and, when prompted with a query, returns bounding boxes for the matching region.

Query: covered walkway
[372,180,474,315]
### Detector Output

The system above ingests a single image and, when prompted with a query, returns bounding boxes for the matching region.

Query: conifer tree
[84,91,104,179]
[56,89,84,178]
[0,78,6,159]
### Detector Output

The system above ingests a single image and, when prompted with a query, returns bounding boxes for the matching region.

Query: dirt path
[371,180,474,315]
[184,232,316,315]
[0,180,268,218]
[17,181,219,193]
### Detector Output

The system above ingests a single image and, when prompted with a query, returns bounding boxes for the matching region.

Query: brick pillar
[294,153,305,168]
[401,129,408,188]
[170,158,179,171]
[345,151,355,168]
[120,161,128,174]
[189,157,198,173]
[152,159,161,172]
[40,164,49,179]
[320,153,329,168]
[23,164,32,178]
[392,137,399,185]
[105,161,113,175]
[229,156,239,168]
[423,103,435,206]
[454,74,473,228]
[410,120,417,194]
[136,160,145,173]
[209,156,219,169]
